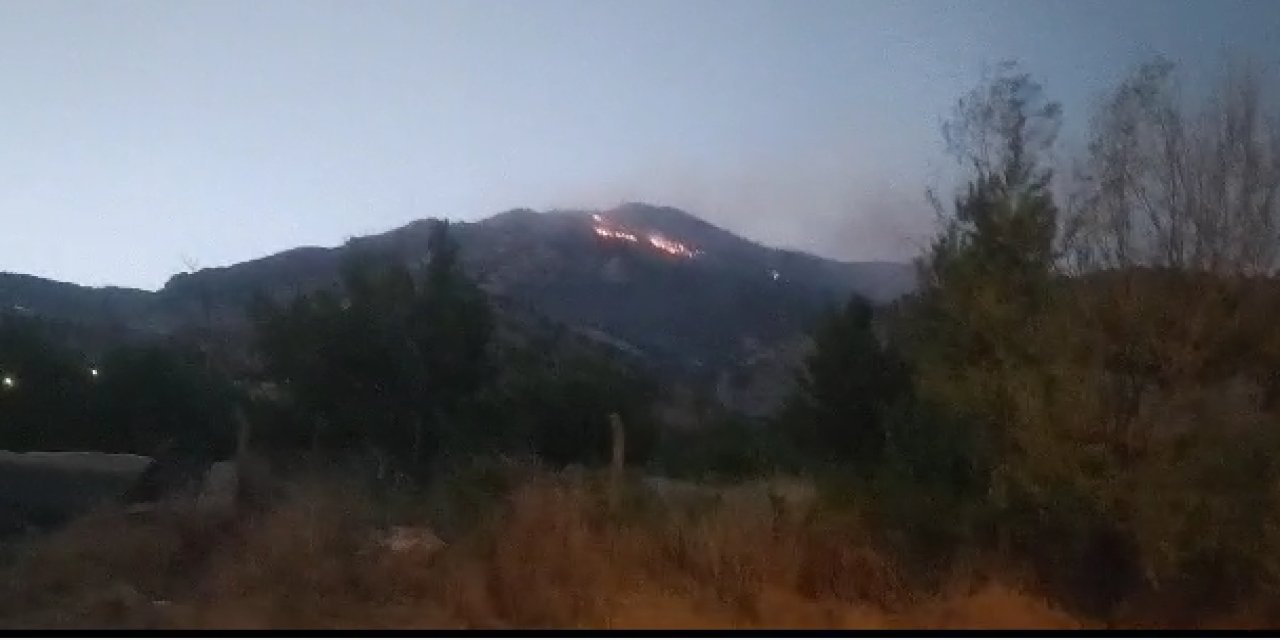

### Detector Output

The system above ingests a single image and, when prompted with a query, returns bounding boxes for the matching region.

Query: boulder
[640,475,817,518]
[0,450,153,533]
[234,452,274,510]
[122,456,206,505]
[763,477,817,513]
[642,476,722,508]
[381,526,445,557]
[195,460,239,517]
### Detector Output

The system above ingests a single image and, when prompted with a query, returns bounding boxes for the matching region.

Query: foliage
[782,295,910,473]
[247,221,666,474]
[0,316,95,451]
[651,414,800,481]
[872,58,1280,618]
[249,221,495,475]
[7,52,1280,629]
[0,314,239,458]
[92,344,239,459]
[500,350,658,468]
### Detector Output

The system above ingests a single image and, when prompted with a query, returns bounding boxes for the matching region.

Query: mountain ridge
[1,204,916,414]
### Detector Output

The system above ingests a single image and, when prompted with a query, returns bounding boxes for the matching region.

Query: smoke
[540,151,938,265]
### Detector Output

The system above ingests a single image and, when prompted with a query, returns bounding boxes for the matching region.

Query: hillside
[0,204,915,414]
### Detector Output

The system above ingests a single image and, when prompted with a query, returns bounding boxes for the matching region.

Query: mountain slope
[0,273,153,328]
[0,204,915,409]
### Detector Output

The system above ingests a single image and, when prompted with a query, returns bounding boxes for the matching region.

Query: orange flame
[646,233,698,258]
[592,214,700,259]
[594,226,639,242]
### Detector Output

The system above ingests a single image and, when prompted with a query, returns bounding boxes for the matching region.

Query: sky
[1,0,1277,290]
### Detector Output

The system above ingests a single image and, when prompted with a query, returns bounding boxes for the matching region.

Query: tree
[250,221,495,475]
[902,61,1082,562]
[502,350,657,469]
[1058,58,1280,445]
[926,61,1062,311]
[405,222,495,461]
[910,60,1065,430]
[1067,57,1280,276]
[901,58,1280,610]
[0,314,240,458]
[784,295,908,472]
[92,344,239,458]
[0,316,93,451]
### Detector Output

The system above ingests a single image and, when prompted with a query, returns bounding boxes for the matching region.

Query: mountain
[0,273,152,328]
[448,204,914,372]
[0,204,916,414]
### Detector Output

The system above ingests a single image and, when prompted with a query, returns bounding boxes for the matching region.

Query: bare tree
[1068,57,1280,276]
[1056,56,1280,455]
[942,60,1063,184]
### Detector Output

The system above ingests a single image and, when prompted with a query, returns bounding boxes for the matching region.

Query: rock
[234,452,273,510]
[97,582,146,612]
[0,450,152,476]
[642,476,722,507]
[124,502,157,516]
[641,475,817,518]
[0,450,154,530]
[764,478,817,513]
[382,526,445,556]
[195,460,238,516]
[122,456,206,505]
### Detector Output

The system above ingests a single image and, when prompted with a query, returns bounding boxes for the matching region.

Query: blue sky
[1,0,1277,289]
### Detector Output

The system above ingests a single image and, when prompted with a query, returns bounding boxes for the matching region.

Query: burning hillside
[591,214,700,259]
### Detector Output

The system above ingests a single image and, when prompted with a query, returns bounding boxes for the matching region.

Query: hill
[0,204,915,414]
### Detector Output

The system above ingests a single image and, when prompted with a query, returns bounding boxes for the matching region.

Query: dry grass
[0,466,1093,630]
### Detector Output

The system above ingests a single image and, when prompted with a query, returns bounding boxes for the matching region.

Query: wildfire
[591,214,700,259]
[646,233,698,259]
[593,226,639,243]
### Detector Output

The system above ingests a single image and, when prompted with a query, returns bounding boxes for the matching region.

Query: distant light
[2,376,14,389]
[90,368,99,378]
[770,269,780,281]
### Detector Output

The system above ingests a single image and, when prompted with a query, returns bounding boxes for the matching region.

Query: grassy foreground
[0,459,1257,630]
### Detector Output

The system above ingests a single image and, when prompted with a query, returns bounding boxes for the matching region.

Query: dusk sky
[1,0,1277,289]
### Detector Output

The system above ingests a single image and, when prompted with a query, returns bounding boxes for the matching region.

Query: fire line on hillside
[591,214,700,259]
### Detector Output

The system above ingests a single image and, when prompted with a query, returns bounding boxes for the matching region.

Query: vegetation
[247,222,495,475]
[0,316,238,459]
[781,295,910,473]
[0,468,1085,630]
[785,58,1280,621]
[2,55,1280,628]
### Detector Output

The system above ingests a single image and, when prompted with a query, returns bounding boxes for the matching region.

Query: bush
[0,315,240,458]
[500,352,658,469]
[650,416,802,481]
[92,345,240,459]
